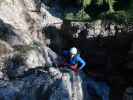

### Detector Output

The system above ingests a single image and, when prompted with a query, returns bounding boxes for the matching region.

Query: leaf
[105,0,116,5]
[96,0,104,5]
[83,0,92,7]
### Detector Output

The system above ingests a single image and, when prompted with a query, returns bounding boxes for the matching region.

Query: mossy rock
[13,40,41,53]
[64,10,91,21]
[0,40,13,56]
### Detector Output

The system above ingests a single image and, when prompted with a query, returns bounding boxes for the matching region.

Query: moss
[64,9,91,21]
[13,41,42,54]
[0,40,13,56]
[14,45,34,54]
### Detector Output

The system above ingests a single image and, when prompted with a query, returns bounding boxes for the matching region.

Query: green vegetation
[126,0,133,22]
[83,0,115,12]
[14,45,34,54]
[83,0,92,7]
[105,0,116,13]
[64,9,90,21]
[63,0,133,23]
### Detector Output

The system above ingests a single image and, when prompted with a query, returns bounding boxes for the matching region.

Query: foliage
[100,0,133,22]
[96,0,104,5]
[82,0,116,12]
[105,0,116,12]
[14,45,34,54]
[126,0,133,22]
[99,11,128,23]
[62,0,133,22]
[83,0,92,7]
[64,9,90,21]
[64,0,117,21]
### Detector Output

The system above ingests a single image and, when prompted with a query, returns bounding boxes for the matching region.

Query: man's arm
[77,56,86,70]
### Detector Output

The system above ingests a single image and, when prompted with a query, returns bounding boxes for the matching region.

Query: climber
[62,47,86,74]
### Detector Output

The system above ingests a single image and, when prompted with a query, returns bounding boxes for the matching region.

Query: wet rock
[6,54,28,78]
[0,67,84,100]
[86,78,110,100]
[49,79,71,100]
[0,71,54,100]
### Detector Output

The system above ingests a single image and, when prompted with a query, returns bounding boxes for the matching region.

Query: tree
[82,0,116,12]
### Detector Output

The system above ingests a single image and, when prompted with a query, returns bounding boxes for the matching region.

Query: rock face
[0,0,41,32]
[0,70,54,100]
[0,67,84,100]
[0,0,39,45]
[0,0,63,46]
